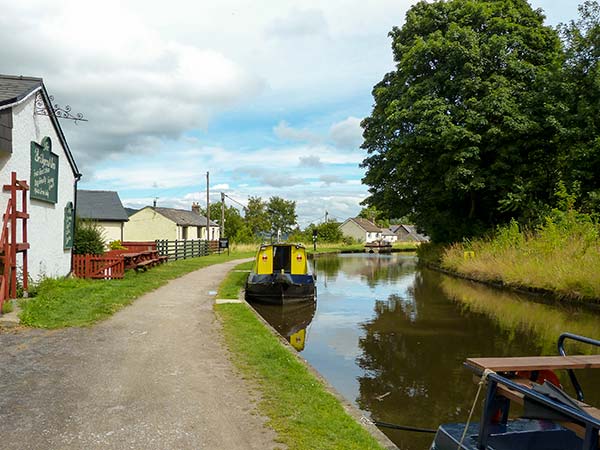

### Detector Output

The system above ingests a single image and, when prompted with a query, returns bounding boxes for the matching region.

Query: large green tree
[266,196,297,236]
[244,196,270,236]
[560,1,600,212]
[361,0,565,242]
[207,202,253,243]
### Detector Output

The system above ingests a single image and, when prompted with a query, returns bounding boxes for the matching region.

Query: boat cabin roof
[259,243,306,249]
[465,355,600,373]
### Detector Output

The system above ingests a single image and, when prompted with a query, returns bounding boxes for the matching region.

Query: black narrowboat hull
[245,273,316,305]
[430,420,583,450]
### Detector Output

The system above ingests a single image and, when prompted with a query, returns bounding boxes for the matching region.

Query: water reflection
[250,301,316,351]
[250,253,600,450]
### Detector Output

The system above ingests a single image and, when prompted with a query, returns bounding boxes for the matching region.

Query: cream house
[0,75,80,286]
[76,190,128,244]
[125,205,220,242]
[339,217,382,243]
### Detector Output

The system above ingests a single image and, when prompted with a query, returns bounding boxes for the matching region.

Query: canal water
[249,253,600,450]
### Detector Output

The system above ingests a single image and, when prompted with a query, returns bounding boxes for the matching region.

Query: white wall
[124,207,178,241]
[0,92,76,282]
[99,221,124,244]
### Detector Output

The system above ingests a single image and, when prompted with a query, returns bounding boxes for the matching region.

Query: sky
[0,0,582,227]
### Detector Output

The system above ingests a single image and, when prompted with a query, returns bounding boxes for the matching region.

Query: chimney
[191,202,200,215]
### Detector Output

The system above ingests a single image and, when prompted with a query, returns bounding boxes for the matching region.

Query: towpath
[0,259,280,449]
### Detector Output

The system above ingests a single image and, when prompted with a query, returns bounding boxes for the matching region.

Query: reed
[441,212,600,301]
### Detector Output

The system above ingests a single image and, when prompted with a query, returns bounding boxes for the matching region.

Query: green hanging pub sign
[30,136,59,204]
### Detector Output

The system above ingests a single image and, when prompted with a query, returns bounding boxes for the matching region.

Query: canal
[249,253,600,450]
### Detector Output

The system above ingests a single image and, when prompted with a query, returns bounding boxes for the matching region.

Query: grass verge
[217,261,253,298]
[421,210,600,302]
[216,303,386,450]
[215,261,387,449]
[20,251,253,328]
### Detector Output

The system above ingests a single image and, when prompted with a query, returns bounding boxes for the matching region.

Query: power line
[223,193,248,211]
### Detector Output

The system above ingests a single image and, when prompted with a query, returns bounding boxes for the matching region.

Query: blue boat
[431,333,600,450]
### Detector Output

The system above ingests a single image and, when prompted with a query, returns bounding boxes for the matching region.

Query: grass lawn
[217,260,253,298]
[215,262,387,450]
[20,251,254,328]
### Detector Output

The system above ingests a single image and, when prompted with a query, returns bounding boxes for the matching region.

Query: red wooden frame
[0,172,29,312]
[72,254,125,279]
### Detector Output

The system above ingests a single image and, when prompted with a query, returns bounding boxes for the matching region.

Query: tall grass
[442,211,600,301]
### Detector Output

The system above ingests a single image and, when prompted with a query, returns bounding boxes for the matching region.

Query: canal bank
[417,243,600,311]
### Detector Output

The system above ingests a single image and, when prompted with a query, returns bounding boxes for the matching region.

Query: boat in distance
[245,243,316,305]
[430,332,600,450]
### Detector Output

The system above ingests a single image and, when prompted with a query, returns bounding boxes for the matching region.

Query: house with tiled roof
[77,190,129,243]
[339,217,382,243]
[391,224,430,242]
[0,74,80,292]
[124,203,220,242]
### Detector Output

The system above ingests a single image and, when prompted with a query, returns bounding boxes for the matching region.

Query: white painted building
[0,75,80,283]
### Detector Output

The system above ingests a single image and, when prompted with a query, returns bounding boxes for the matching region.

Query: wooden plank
[466,355,600,372]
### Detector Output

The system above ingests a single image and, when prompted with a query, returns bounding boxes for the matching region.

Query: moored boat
[365,240,392,253]
[245,243,316,305]
[431,333,600,450]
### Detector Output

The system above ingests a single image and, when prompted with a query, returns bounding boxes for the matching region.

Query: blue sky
[1,0,581,227]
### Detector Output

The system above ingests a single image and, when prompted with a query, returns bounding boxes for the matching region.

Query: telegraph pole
[206,171,210,240]
[220,192,225,238]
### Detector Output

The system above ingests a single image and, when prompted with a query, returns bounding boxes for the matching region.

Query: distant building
[391,224,429,242]
[339,217,382,243]
[0,75,80,282]
[76,190,129,243]
[125,203,220,241]
[381,228,398,243]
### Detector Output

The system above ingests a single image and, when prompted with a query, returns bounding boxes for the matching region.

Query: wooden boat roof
[259,243,306,249]
[466,355,600,372]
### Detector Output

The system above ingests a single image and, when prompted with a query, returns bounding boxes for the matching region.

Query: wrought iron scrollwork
[34,92,87,122]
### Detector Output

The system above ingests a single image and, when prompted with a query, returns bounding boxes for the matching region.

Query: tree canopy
[361,0,599,242]
[266,196,297,236]
[560,1,600,212]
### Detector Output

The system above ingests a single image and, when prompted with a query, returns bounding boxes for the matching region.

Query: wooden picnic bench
[122,250,166,272]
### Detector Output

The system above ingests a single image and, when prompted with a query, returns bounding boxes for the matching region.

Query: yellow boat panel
[291,246,307,274]
[256,245,273,274]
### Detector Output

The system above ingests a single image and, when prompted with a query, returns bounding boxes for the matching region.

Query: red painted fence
[72,254,125,280]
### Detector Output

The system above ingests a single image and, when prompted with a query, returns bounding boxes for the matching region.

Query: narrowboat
[245,243,316,305]
[430,333,600,450]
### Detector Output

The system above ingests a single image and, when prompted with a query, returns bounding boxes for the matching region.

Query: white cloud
[320,175,346,185]
[330,116,364,149]
[299,155,323,168]
[274,121,320,143]
[265,8,329,39]
[1,0,264,174]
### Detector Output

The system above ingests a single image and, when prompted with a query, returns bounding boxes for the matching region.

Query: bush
[73,218,105,255]
[108,240,127,250]
[1,300,13,314]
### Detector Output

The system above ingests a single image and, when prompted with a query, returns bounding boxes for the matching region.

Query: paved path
[0,259,280,449]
